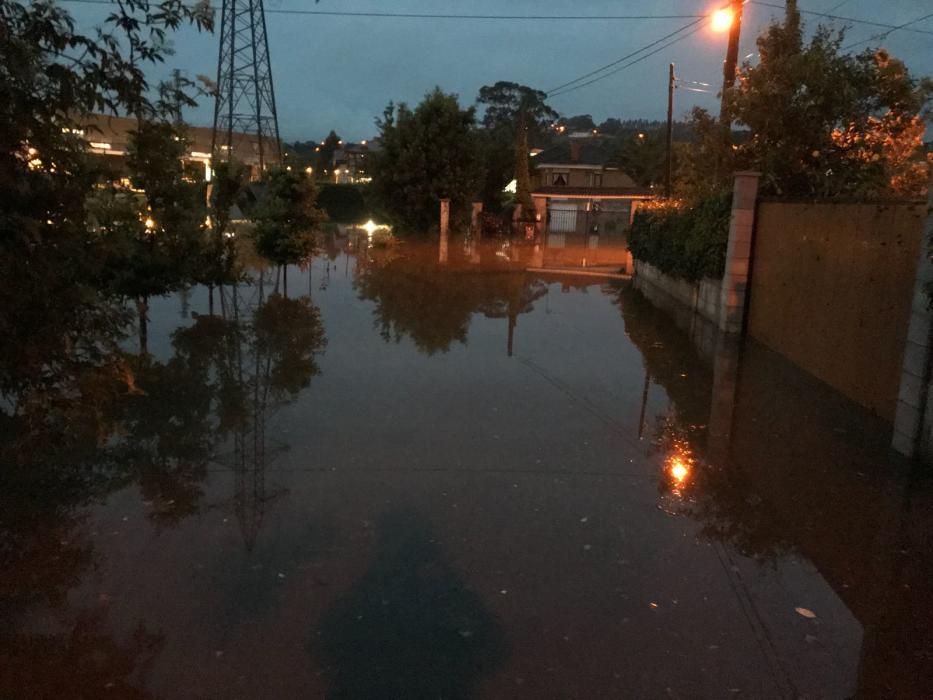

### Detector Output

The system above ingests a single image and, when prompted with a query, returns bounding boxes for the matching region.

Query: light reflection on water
[1,236,930,699]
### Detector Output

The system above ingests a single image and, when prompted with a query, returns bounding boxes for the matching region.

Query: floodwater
[2,237,931,699]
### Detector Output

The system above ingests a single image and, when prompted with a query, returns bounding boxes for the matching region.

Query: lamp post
[717,0,744,126]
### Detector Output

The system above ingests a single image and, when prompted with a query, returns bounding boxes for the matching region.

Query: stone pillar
[718,171,761,334]
[533,196,548,238]
[892,183,933,458]
[439,198,450,264]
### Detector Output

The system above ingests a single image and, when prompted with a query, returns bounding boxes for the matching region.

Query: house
[531,133,652,236]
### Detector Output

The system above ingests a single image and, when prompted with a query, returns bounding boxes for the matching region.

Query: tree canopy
[370,88,484,234]
[722,17,932,198]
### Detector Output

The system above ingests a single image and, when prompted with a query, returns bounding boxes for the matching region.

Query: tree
[513,113,535,216]
[371,89,484,234]
[252,167,324,291]
[96,121,208,351]
[206,159,250,295]
[476,81,557,146]
[0,0,211,401]
[723,18,932,197]
[475,82,557,211]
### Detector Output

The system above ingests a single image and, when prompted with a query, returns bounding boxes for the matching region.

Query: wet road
[2,240,931,699]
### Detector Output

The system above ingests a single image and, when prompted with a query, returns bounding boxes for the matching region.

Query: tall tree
[476,81,558,146]
[371,89,484,234]
[476,82,557,211]
[513,112,535,216]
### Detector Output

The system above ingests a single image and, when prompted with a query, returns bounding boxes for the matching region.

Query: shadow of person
[314,508,507,699]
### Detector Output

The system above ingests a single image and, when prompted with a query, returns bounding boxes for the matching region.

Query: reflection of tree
[315,509,506,699]
[0,612,164,700]
[0,273,325,693]
[354,244,545,355]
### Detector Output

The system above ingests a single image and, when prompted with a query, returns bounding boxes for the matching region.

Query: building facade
[532,134,652,236]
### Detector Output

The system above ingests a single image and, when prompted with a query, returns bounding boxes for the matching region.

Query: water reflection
[610,280,933,698]
[0,273,325,697]
[353,241,546,356]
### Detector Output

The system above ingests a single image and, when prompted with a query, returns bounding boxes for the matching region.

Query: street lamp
[711,7,734,33]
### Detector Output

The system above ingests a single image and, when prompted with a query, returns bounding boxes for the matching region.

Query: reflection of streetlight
[670,458,689,485]
[363,219,378,236]
[144,217,156,230]
[334,168,340,183]
[711,7,734,32]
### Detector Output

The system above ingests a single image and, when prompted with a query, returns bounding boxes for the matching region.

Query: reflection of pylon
[219,284,286,552]
[211,0,281,171]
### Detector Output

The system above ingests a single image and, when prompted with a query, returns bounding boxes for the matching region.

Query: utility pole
[665,63,675,199]
[718,0,744,126]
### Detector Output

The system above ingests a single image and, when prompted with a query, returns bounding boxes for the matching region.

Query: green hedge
[628,193,732,282]
[316,184,370,224]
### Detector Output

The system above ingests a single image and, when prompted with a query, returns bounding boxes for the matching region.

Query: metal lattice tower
[211,0,281,171]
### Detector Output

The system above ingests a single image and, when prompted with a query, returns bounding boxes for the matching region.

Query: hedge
[627,193,732,282]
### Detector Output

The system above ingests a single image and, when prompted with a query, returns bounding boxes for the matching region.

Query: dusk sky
[64,0,933,142]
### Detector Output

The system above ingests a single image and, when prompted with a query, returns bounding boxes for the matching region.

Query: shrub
[628,194,732,282]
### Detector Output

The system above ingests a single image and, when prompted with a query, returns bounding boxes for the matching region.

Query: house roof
[533,186,652,198]
[534,140,618,168]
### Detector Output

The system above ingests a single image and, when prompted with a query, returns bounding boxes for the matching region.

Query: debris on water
[580,517,588,523]
[500,589,508,595]
[215,650,224,658]
[277,572,286,579]
[795,607,817,619]
[805,634,818,644]
[583,544,592,551]
[649,602,658,609]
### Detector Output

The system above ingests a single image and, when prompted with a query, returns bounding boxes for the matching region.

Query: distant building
[77,113,279,182]
[332,140,377,184]
[532,134,652,235]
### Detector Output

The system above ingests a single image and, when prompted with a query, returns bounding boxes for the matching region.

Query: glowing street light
[711,7,734,33]
[144,216,156,230]
[305,166,313,175]
[363,219,378,236]
[334,168,341,183]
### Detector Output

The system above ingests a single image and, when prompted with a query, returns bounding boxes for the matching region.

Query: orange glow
[670,458,689,484]
[711,7,734,32]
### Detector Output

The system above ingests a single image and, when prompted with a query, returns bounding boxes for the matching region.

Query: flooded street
[2,240,931,699]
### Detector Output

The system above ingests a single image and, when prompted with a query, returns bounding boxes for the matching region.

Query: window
[585,172,603,188]
[551,171,568,186]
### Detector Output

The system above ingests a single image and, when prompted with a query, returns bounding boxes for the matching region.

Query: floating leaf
[795,607,817,619]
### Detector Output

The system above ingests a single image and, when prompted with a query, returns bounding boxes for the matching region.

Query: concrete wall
[748,200,927,421]
[633,261,723,328]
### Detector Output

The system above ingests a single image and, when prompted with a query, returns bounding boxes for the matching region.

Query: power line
[546,18,704,95]
[548,23,706,98]
[57,0,704,21]
[751,1,933,37]
[843,11,933,51]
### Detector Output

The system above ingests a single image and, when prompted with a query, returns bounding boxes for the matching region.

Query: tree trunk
[136,297,149,355]
[208,284,214,316]
[283,264,288,298]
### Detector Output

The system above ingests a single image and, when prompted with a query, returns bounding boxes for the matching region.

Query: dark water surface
[2,240,931,699]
